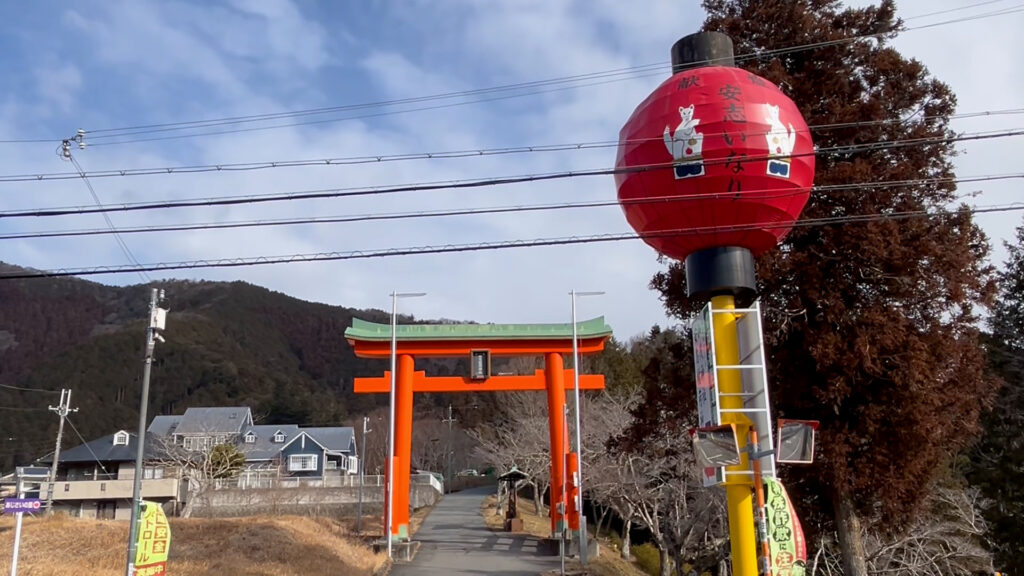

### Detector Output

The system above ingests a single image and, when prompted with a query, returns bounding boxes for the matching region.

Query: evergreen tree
[649,1,996,573]
[968,222,1024,574]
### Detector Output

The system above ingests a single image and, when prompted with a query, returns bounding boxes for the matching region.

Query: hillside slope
[0,263,399,470]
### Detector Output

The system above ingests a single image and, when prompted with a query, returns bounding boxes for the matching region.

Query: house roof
[147,415,182,436]
[171,407,252,435]
[238,425,300,461]
[302,427,356,454]
[45,431,139,464]
[344,317,613,342]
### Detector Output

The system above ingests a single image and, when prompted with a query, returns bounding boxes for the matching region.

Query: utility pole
[45,388,78,514]
[442,404,456,493]
[125,288,168,576]
[356,416,370,534]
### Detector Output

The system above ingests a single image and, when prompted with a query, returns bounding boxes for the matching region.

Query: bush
[632,543,661,576]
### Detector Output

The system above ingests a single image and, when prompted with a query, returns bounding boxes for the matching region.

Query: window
[143,467,164,480]
[113,431,129,446]
[272,431,286,443]
[184,437,212,452]
[288,454,317,472]
[325,460,338,470]
[244,433,256,444]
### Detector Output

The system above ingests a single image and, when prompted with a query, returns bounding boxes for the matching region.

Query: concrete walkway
[391,486,560,576]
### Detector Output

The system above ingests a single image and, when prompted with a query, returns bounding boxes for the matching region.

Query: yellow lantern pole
[711,294,758,576]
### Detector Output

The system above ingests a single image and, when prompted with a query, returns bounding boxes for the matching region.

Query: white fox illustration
[765,104,796,178]
[664,105,705,179]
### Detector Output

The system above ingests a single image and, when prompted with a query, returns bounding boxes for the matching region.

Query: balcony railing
[51,478,179,500]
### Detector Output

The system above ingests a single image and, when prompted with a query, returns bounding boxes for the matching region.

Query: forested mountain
[0,262,405,471]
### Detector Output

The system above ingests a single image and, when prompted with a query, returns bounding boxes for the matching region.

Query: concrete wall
[189,484,441,518]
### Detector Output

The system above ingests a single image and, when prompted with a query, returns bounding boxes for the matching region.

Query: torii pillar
[346,317,612,540]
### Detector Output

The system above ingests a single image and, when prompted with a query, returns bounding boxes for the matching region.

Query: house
[279,428,359,478]
[148,406,253,452]
[38,430,179,520]
[235,424,299,487]
[36,406,359,518]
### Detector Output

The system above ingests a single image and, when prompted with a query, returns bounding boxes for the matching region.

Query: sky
[0,0,1021,340]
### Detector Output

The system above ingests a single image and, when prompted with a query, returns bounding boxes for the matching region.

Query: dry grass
[0,513,387,576]
[481,495,647,576]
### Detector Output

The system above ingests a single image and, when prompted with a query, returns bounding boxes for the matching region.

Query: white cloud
[34,63,82,114]
[0,0,1019,340]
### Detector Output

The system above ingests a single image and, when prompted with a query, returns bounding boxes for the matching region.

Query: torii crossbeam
[345,317,612,541]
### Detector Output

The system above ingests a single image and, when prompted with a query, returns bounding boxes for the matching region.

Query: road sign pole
[10,480,25,576]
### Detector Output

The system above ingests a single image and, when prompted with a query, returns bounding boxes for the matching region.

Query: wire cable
[2,172,1020,241]
[65,416,111,475]
[0,383,62,394]
[2,5,1015,147]
[2,202,1019,281]
[3,107,1021,184]
[82,7,1024,145]
[64,153,152,283]
[4,127,1020,219]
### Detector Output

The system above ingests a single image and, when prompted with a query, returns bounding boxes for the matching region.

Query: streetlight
[570,289,603,565]
[387,291,425,559]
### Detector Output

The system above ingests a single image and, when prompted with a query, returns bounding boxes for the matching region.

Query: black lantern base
[684,246,756,300]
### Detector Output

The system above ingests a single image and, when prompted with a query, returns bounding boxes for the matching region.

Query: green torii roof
[344,316,613,342]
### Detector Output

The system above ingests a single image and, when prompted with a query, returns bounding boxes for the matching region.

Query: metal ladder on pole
[708,300,777,482]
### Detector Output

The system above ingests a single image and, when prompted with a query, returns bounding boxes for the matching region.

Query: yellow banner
[134,501,171,576]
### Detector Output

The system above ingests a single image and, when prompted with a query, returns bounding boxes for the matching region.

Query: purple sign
[3,498,41,513]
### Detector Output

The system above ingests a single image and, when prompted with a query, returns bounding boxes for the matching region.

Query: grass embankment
[0,514,387,576]
[481,495,647,576]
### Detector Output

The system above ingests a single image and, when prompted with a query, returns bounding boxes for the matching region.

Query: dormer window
[113,431,129,446]
[272,431,285,443]
[244,432,256,444]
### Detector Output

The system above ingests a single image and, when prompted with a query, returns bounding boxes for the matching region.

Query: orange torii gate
[345,317,612,540]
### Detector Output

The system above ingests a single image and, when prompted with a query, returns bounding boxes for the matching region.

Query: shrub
[632,543,661,576]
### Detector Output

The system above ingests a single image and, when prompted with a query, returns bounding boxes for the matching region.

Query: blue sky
[0,0,1021,339]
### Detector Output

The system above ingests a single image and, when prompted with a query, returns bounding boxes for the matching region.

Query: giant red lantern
[615,66,815,261]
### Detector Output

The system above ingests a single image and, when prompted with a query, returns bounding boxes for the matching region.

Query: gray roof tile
[239,425,299,461]
[172,407,252,435]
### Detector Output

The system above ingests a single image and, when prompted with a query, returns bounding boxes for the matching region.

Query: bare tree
[584,389,727,574]
[150,435,245,518]
[810,485,994,576]
[469,391,552,516]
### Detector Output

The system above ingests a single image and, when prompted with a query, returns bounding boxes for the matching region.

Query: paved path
[391,486,560,576]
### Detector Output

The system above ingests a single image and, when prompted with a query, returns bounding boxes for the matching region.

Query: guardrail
[211,473,445,494]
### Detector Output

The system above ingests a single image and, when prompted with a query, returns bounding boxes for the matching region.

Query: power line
[1,6,1013,147]
[2,202,1020,281]
[3,107,1021,185]
[63,152,152,283]
[3,172,1020,241]
[65,416,110,475]
[83,8,1023,145]
[3,127,1020,220]
[0,383,62,394]
[0,405,49,411]
[905,0,1014,20]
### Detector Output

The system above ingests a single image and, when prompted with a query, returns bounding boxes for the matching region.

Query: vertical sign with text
[691,304,725,487]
